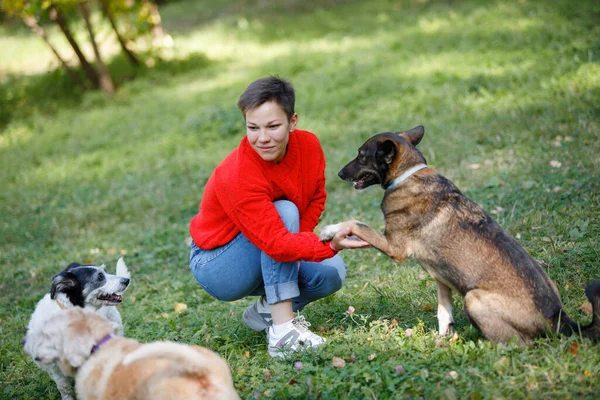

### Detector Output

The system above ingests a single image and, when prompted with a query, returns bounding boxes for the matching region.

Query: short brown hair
[237,75,295,120]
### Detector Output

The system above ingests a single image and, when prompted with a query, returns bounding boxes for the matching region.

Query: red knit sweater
[189,129,337,262]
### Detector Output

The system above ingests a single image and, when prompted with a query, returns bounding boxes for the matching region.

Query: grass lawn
[1,0,599,398]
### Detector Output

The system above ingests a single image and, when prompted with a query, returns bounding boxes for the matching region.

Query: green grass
[1,0,600,398]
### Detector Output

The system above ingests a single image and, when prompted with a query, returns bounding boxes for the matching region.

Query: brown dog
[33,308,239,400]
[320,126,600,344]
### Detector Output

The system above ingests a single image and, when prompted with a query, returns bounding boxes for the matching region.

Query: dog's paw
[319,223,345,241]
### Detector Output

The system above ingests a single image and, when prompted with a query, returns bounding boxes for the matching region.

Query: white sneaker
[267,315,326,358]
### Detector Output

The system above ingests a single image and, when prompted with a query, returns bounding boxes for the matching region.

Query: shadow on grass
[0,51,212,130]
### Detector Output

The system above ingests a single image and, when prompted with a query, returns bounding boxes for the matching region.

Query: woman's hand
[330,227,370,251]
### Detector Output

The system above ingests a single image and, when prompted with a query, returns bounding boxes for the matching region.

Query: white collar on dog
[386,163,428,190]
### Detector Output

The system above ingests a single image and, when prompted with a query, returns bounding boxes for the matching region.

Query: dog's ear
[396,125,424,146]
[51,271,79,300]
[65,262,82,271]
[116,257,130,280]
[376,140,396,165]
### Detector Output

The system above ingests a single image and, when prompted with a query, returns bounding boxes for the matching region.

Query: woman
[189,76,368,358]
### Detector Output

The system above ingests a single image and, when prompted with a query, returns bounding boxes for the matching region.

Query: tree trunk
[21,14,87,89]
[79,0,115,94]
[98,0,139,67]
[48,4,100,89]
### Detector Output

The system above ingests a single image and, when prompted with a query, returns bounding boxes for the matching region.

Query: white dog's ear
[51,271,80,299]
[116,257,130,280]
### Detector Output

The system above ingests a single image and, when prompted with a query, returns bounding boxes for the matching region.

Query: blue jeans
[189,200,347,311]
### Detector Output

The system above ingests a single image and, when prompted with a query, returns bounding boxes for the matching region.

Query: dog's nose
[338,170,345,179]
[121,278,130,286]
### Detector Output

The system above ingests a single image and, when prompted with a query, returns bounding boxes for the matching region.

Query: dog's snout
[121,278,130,286]
[338,169,346,179]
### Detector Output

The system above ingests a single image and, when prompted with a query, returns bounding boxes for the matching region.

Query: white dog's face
[51,257,131,308]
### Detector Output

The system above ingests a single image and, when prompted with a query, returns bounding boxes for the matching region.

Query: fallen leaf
[578,302,593,316]
[448,370,459,379]
[568,341,579,355]
[421,304,433,312]
[450,332,460,343]
[332,357,346,368]
[287,378,299,385]
[108,247,117,255]
[549,160,562,168]
[243,351,250,359]
[174,303,187,313]
[368,353,376,361]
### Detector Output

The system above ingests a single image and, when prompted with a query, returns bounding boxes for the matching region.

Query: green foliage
[1,0,600,398]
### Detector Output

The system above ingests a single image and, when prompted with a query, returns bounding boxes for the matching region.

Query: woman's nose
[258,130,270,141]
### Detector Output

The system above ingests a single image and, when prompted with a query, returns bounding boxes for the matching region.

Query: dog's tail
[560,280,600,339]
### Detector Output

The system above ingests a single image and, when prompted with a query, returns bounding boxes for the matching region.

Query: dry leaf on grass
[578,302,592,316]
[174,303,187,313]
[332,357,346,368]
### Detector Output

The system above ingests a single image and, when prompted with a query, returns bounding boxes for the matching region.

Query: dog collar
[55,299,67,310]
[91,334,113,354]
[386,164,428,190]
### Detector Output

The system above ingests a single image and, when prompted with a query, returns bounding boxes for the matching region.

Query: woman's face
[245,101,297,163]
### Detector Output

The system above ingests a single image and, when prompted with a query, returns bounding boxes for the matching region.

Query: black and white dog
[23,258,131,400]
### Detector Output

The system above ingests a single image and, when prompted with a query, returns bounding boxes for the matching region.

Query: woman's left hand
[330,227,370,251]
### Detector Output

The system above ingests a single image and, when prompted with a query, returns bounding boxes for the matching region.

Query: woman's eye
[248,126,258,131]
[269,125,280,129]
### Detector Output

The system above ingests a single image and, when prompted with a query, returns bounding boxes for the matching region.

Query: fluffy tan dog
[34,307,239,400]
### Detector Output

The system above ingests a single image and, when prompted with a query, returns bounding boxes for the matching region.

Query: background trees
[2,0,170,93]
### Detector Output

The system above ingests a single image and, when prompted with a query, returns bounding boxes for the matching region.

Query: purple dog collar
[91,334,113,354]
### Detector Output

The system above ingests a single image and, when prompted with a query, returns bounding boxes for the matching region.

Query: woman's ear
[289,113,298,131]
